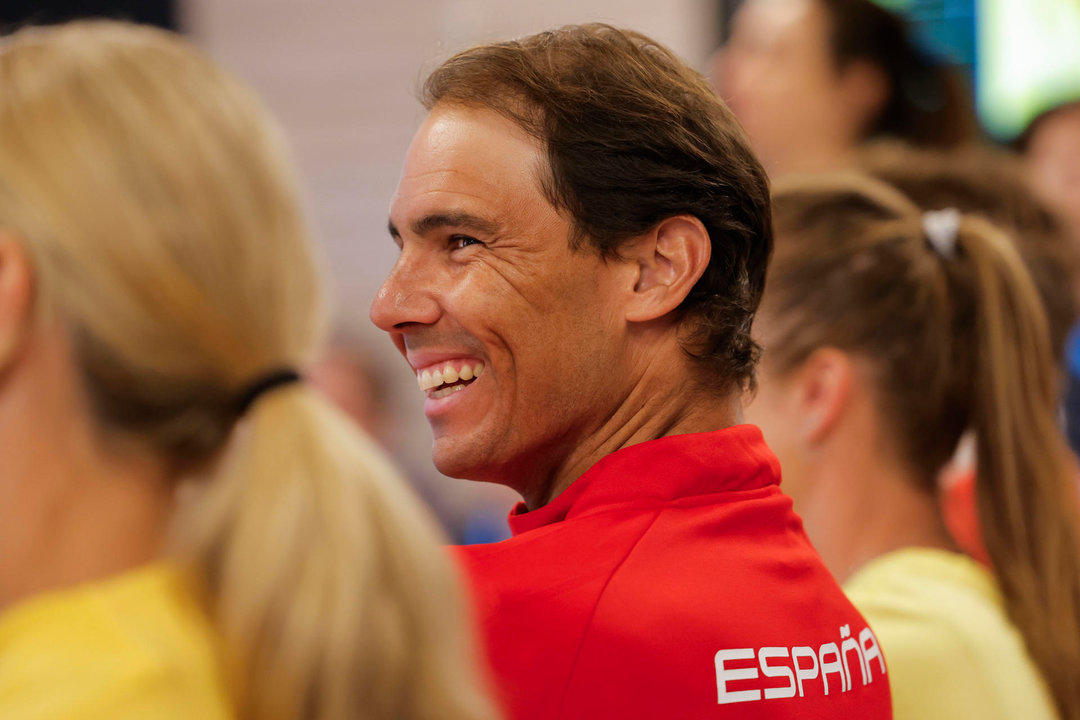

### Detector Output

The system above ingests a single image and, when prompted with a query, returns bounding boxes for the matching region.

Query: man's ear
[622,215,711,323]
[792,347,854,445]
[0,232,34,369]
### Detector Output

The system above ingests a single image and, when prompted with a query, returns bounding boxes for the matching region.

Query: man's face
[370,103,631,492]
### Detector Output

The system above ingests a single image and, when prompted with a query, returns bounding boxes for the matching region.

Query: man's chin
[431,439,492,482]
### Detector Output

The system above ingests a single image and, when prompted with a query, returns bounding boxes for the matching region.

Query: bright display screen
[977,0,1080,139]
[877,0,1080,139]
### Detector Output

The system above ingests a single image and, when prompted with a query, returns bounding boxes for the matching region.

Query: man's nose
[369,251,442,332]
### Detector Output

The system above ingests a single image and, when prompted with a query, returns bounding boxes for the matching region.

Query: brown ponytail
[766,172,1080,719]
[964,223,1080,718]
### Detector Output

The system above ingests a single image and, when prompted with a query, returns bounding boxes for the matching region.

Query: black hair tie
[236,369,302,415]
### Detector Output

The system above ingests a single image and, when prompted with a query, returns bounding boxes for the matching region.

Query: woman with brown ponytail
[0,21,496,720]
[746,172,1080,719]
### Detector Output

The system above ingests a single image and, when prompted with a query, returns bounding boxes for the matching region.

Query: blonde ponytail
[0,21,496,720]
[180,388,495,720]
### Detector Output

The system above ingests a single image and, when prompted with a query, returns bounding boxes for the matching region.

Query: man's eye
[451,235,482,250]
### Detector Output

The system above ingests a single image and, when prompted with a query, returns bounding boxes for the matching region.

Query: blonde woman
[0,21,496,720]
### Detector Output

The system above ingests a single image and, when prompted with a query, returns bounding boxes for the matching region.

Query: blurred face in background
[1027,103,1080,247]
[370,104,631,498]
[714,0,884,175]
[309,346,389,444]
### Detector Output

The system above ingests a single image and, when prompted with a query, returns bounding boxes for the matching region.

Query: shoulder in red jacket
[455,427,893,720]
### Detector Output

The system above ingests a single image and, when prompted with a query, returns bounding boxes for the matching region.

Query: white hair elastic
[923,207,961,259]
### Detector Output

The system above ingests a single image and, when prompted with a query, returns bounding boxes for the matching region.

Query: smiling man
[371,25,892,720]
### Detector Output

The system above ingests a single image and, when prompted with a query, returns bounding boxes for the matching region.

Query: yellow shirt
[0,563,233,720]
[845,548,1057,720]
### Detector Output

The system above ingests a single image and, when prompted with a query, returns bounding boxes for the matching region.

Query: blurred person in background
[858,141,1079,365]
[860,139,1080,456]
[309,329,394,446]
[746,172,1080,719]
[1022,100,1080,456]
[1024,100,1080,248]
[0,21,496,720]
[713,0,977,176]
[372,23,892,720]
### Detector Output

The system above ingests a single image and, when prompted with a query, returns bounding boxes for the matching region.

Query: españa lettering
[715,625,887,705]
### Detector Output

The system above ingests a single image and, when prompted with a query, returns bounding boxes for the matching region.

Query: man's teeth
[417,362,485,391]
[430,383,468,399]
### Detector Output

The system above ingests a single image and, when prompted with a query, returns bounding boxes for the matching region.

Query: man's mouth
[416,360,485,399]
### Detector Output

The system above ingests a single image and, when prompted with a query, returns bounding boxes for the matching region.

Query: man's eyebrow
[388,211,500,241]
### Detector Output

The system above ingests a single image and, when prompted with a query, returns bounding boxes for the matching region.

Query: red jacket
[455,426,893,719]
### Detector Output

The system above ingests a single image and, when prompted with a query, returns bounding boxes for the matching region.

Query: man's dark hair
[422,23,772,391]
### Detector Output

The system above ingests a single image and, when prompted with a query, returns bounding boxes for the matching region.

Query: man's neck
[521,369,741,511]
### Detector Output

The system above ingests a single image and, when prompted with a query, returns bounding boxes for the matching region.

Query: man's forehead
[413,105,539,171]
[392,104,547,226]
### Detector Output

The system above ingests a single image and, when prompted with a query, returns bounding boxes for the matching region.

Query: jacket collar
[508,425,780,537]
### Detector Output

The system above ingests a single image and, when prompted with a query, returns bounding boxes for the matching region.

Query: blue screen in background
[881,0,977,69]
[720,0,1080,140]
[877,0,1080,140]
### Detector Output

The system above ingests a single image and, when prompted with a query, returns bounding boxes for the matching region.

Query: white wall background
[182,0,721,530]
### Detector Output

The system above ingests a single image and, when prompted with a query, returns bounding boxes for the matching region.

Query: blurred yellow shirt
[845,548,1057,720]
[0,563,233,720]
